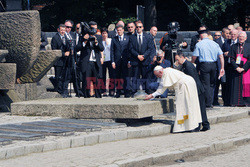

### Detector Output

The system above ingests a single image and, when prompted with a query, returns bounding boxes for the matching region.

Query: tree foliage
[188,0,235,28]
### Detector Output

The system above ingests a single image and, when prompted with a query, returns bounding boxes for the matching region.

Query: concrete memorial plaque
[0,10,40,78]
[22,121,101,132]
[0,130,45,141]
[0,124,74,136]
[11,98,167,119]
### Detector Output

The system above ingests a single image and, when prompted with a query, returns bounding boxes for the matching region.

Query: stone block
[0,50,8,62]
[71,137,85,148]
[18,50,61,83]
[24,144,44,155]
[0,63,16,89]
[11,98,165,119]
[116,155,153,167]
[0,11,41,78]
[114,131,128,141]
[84,134,99,146]
[5,146,25,159]
[98,132,115,143]
[14,83,37,101]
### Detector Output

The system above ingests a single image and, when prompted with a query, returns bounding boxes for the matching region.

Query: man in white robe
[145,66,202,133]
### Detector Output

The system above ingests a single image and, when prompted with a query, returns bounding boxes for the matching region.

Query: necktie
[138,35,142,53]
[62,36,66,45]
[153,38,157,49]
[119,36,122,41]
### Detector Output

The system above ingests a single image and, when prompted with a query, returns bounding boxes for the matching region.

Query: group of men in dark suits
[51,19,159,98]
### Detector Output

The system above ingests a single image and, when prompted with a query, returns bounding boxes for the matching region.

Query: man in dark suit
[129,21,154,95]
[111,25,130,98]
[77,21,104,98]
[213,27,230,106]
[149,26,158,56]
[51,24,70,96]
[175,51,210,131]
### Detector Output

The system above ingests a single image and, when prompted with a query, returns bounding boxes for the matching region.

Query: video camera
[165,22,186,50]
[80,22,97,41]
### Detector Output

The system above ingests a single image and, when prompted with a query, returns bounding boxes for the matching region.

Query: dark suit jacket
[181,60,205,95]
[214,36,224,49]
[77,34,104,76]
[51,33,69,66]
[190,34,199,52]
[228,42,250,71]
[111,34,130,64]
[40,31,48,50]
[129,32,154,66]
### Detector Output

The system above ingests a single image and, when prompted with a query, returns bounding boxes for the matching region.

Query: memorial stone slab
[22,121,101,132]
[0,130,45,141]
[18,50,61,83]
[0,124,74,136]
[11,98,171,119]
[14,83,37,101]
[0,10,40,78]
[0,63,16,89]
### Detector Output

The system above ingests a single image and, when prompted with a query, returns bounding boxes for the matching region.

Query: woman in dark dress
[228,31,250,106]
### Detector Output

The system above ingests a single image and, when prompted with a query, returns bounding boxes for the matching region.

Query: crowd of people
[49,20,249,109]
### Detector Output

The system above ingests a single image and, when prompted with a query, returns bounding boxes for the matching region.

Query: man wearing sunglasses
[129,21,154,95]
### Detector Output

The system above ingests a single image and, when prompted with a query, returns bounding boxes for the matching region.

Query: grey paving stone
[0,124,74,136]
[0,138,12,145]
[0,130,45,141]
[51,118,127,129]
[22,121,101,132]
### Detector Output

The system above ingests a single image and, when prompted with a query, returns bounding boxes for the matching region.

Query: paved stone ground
[0,116,249,167]
[152,144,250,167]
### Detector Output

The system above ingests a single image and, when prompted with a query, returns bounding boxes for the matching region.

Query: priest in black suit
[129,21,154,95]
[175,51,210,131]
[228,31,250,106]
[111,25,130,97]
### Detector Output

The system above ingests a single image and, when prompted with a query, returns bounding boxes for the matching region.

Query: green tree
[188,0,234,28]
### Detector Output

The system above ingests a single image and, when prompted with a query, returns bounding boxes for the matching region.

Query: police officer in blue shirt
[192,29,225,108]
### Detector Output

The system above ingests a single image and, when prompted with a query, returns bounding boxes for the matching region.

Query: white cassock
[152,68,202,133]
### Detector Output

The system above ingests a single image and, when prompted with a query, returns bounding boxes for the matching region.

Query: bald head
[116,20,125,28]
[231,29,238,40]
[150,26,158,37]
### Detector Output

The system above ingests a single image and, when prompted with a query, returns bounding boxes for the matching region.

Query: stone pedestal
[0,10,40,78]
[11,98,174,119]
[0,50,8,62]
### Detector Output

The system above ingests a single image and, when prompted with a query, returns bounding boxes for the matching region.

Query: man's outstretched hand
[145,94,153,100]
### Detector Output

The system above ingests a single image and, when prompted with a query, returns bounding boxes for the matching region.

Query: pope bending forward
[145,66,202,133]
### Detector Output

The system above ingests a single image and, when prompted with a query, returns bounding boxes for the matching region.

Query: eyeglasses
[76,28,80,30]
[136,26,143,28]
[127,27,133,28]
[66,26,72,28]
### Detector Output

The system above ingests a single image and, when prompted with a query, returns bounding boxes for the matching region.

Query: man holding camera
[77,21,104,98]
[160,22,187,66]
[147,50,171,98]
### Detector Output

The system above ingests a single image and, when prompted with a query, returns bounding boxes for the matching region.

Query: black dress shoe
[190,126,200,132]
[115,94,120,98]
[213,102,220,106]
[200,127,210,131]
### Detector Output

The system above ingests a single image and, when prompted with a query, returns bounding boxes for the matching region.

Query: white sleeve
[152,80,167,97]
[82,42,86,47]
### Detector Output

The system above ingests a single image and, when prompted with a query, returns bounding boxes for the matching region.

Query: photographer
[146,50,171,98]
[160,22,187,66]
[77,21,104,98]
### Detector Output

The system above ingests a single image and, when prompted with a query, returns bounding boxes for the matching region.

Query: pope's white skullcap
[154,65,163,72]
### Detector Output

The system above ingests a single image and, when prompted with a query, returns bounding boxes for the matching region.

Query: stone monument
[0,10,61,112]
